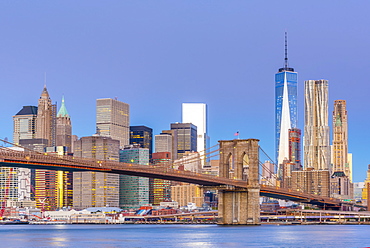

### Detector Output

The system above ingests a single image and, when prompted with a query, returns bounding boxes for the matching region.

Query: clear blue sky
[1,1,369,182]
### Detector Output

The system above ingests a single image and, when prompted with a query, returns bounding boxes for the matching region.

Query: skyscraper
[332,100,349,176]
[155,133,172,154]
[73,136,120,209]
[56,96,72,151]
[150,152,172,205]
[13,106,38,145]
[275,33,298,174]
[36,86,56,147]
[170,123,197,159]
[304,80,330,170]
[96,98,130,148]
[35,147,73,211]
[331,100,352,198]
[119,145,149,209]
[129,126,153,157]
[182,103,209,166]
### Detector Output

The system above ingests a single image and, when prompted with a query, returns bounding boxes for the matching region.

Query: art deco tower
[330,100,352,198]
[332,100,349,174]
[275,33,298,173]
[56,96,72,151]
[36,86,56,146]
[304,80,330,170]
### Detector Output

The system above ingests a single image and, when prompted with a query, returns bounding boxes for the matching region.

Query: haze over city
[1,1,370,182]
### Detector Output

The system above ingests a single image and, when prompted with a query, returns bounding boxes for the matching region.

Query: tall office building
[73,136,120,209]
[119,145,149,209]
[35,146,73,211]
[150,152,172,205]
[331,100,352,198]
[170,123,197,160]
[96,98,129,148]
[13,106,38,145]
[56,97,72,151]
[332,100,349,177]
[182,103,209,166]
[304,80,330,170]
[155,133,172,154]
[129,126,153,157]
[36,86,56,146]
[275,33,298,175]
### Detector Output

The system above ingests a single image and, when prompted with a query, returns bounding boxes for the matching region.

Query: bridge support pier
[218,187,260,225]
[217,139,260,225]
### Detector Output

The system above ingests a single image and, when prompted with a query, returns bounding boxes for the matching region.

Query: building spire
[57,95,70,117]
[284,32,288,69]
[278,31,294,72]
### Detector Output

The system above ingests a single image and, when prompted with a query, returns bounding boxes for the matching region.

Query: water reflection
[0,224,369,247]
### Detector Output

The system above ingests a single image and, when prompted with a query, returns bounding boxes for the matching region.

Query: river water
[1,224,370,247]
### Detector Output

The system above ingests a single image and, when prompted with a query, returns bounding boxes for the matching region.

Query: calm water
[1,224,370,247]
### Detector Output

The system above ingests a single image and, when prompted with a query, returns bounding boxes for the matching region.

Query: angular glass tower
[275,33,298,174]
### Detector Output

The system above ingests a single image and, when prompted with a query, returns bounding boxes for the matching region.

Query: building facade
[13,106,38,145]
[96,98,129,148]
[155,132,175,160]
[171,184,204,208]
[119,146,149,209]
[304,80,330,170]
[73,136,120,209]
[182,103,209,167]
[332,100,350,177]
[129,126,153,157]
[170,123,197,160]
[150,152,172,205]
[289,128,302,171]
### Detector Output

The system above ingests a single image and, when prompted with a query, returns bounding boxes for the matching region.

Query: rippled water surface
[1,224,370,247]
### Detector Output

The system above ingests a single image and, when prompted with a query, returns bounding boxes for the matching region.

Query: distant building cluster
[1,87,212,211]
[273,33,354,200]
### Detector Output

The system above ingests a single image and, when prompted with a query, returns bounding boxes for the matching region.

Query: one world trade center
[275,33,298,176]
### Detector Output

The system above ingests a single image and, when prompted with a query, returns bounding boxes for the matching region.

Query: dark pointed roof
[16,106,38,116]
[40,85,50,99]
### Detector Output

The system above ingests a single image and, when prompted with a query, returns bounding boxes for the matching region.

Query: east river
[1,224,370,247]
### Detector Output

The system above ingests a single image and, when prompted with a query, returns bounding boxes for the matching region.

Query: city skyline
[1,2,370,182]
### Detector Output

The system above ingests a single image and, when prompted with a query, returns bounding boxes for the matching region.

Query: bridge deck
[0,148,353,208]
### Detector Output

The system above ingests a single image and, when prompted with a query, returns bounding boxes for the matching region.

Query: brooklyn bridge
[0,138,360,225]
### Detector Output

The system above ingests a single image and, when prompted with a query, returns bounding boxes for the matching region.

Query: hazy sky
[1,1,370,182]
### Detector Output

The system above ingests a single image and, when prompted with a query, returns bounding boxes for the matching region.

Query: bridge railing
[0,148,239,186]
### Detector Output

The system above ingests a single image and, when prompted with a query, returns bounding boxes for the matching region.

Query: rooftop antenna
[44,72,47,88]
[284,31,288,70]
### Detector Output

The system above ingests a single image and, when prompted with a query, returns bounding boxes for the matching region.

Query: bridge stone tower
[218,139,260,225]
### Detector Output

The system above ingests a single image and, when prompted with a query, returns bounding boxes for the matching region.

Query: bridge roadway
[0,148,347,208]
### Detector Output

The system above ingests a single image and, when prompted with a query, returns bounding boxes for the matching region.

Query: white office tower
[182,103,209,167]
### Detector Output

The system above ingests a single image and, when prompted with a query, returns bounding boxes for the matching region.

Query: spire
[284,31,288,70]
[278,32,294,72]
[57,96,70,117]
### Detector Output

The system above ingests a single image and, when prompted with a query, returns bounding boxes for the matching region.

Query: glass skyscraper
[275,34,298,175]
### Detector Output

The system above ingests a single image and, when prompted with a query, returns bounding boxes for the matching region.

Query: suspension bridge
[0,138,361,224]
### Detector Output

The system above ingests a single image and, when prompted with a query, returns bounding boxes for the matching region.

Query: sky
[0,1,370,182]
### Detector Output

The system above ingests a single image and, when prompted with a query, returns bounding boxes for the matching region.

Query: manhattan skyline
[1,1,370,182]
